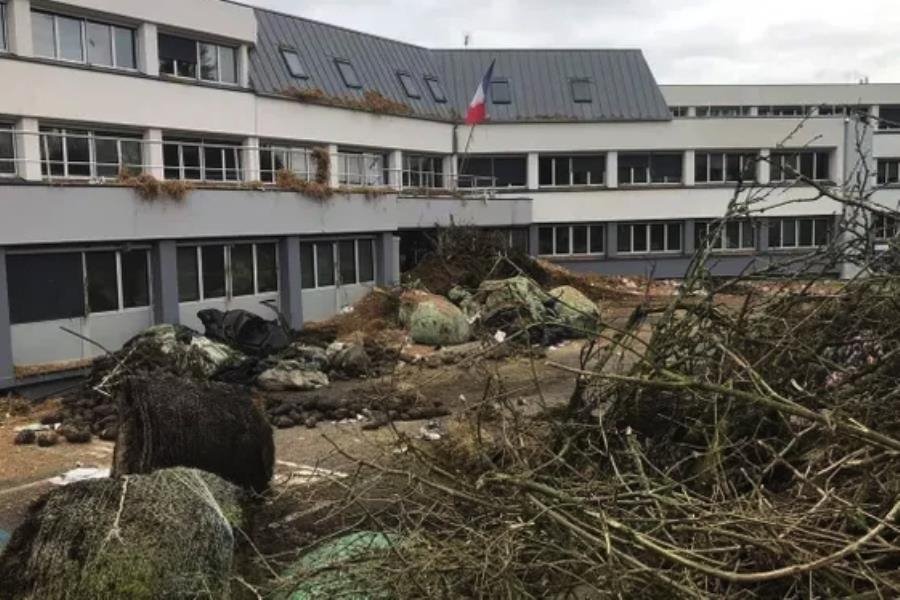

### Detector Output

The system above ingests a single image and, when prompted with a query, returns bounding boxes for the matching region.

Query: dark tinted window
[121,249,150,308]
[493,157,526,187]
[300,243,315,289]
[202,245,226,299]
[539,227,554,255]
[339,240,356,284]
[571,79,592,103]
[424,77,446,102]
[231,244,254,296]
[358,239,374,282]
[335,59,361,88]
[491,79,511,104]
[397,72,420,98]
[256,243,278,293]
[85,252,118,313]
[0,126,14,174]
[177,246,199,302]
[281,48,307,78]
[159,34,197,77]
[114,26,136,69]
[316,243,335,286]
[7,253,85,324]
[0,3,7,51]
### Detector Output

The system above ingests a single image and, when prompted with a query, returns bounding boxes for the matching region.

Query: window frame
[457,154,527,189]
[0,123,16,177]
[695,220,756,252]
[570,78,592,103]
[335,58,362,89]
[402,154,444,189]
[39,127,143,180]
[695,151,758,184]
[767,217,833,249]
[769,150,831,183]
[259,144,313,184]
[538,154,606,188]
[163,138,243,182]
[336,151,387,187]
[31,10,136,70]
[177,242,280,303]
[299,238,377,289]
[872,214,898,242]
[280,47,308,79]
[618,152,684,186]
[537,224,606,257]
[424,76,447,103]
[396,71,421,99]
[616,222,683,254]
[158,33,238,85]
[0,2,8,52]
[490,78,512,105]
[877,158,900,186]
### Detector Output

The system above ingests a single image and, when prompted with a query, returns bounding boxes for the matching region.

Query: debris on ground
[47,467,110,486]
[113,373,274,493]
[398,289,471,345]
[198,308,291,356]
[0,468,245,600]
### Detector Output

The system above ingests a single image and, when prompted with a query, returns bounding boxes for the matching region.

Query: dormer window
[281,48,307,79]
[491,78,511,105]
[424,77,447,103]
[571,78,592,103]
[335,59,361,88]
[397,72,420,98]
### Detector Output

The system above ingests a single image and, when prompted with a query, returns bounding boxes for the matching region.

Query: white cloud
[238,0,900,84]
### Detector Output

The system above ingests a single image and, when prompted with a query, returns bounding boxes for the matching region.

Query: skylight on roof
[571,78,592,103]
[281,48,307,79]
[335,59,361,88]
[424,76,446,103]
[491,78,511,105]
[397,72,420,98]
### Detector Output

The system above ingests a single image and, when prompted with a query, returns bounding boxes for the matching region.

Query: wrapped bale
[0,468,244,600]
[113,373,274,493]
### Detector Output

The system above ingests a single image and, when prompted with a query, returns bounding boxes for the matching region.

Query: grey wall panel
[396,196,533,229]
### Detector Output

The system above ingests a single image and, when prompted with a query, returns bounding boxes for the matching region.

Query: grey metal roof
[249,8,671,123]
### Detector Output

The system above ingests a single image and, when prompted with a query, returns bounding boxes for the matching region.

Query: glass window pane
[538,157,553,186]
[425,77,447,103]
[491,80,511,104]
[695,153,709,182]
[709,153,724,182]
[815,152,830,180]
[589,225,604,254]
[555,226,570,255]
[7,253,85,324]
[634,224,648,252]
[199,43,218,81]
[800,153,814,179]
[572,226,588,254]
[121,250,149,308]
[725,154,742,181]
[538,227,554,255]
[256,244,278,293]
[86,22,112,66]
[177,246,200,302]
[94,136,119,177]
[726,221,741,249]
[616,225,631,253]
[182,145,201,180]
[224,148,240,181]
[163,144,181,179]
[57,15,84,62]
[120,140,142,175]
[316,243,335,287]
[0,4,6,51]
[114,27,136,69]
[768,220,782,248]
[0,128,14,174]
[667,223,682,251]
[300,243,315,289]
[339,240,357,284]
[335,59,361,88]
[398,72,420,98]
[32,12,56,58]
[201,245,226,299]
[573,156,604,185]
[814,218,829,246]
[650,223,665,251]
[741,222,754,248]
[219,46,236,84]
[204,147,223,181]
[358,240,374,282]
[799,219,814,246]
[554,157,569,186]
[159,33,196,77]
[65,130,91,176]
[231,244,254,296]
[282,49,306,78]
[85,251,119,313]
[782,218,797,247]
[493,157,526,187]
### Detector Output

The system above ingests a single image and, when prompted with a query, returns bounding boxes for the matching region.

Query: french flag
[465,60,496,125]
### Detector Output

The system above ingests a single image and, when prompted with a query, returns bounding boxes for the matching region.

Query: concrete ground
[0,341,585,542]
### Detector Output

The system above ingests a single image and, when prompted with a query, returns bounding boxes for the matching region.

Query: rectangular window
[0,124,15,175]
[85,251,119,313]
[538,155,605,187]
[159,34,236,84]
[86,21,112,66]
[32,12,135,69]
[201,245,226,299]
[40,128,142,179]
[695,220,755,251]
[316,243,336,287]
[56,14,83,62]
[618,153,683,185]
[617,222,683,254]
[32,11,55,58]
[403,154,444,188]
[878,106,900,129]
[177,247,200,302]
[121,249,150,308]
[163,138,242,182]
[335,59,361,88]
[873,214,898,241]
[695,152,758,183]
[770,151,831,183]
[571,79,592,103]
[670,106,689,118]
[230,244,255,297]
[0,2,7,51]
[159,33,196,78]
[397,72,420,98]
[281,48,307,78]
[114,26,136,69]
[7,252,85,324]
[338,240,357,285]
[300,243,316,289]
[458,155,526,188]
[491,79,511,104]
[358,239,375,282]
[337,152,386,186]
[256,243,279,293]
[424,77,446,103]
[878,159,900,185]
[537,224,605,256]
[768,217,832,249]
[260,144,312,184]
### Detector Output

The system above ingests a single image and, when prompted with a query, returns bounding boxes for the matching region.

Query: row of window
[158,34,237,85]
[300,239,376,289]
[163,139,242,182]
[32,11,136,70]
[7,249,150,325]
[40,128,141,179]
[672,105,870,119]
[177,243,278,303]
[538,224,605,256]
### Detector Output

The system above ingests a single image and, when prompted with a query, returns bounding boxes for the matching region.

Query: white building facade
[0,0,896,387]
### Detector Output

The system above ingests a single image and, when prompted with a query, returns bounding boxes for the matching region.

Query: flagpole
[458,124,477,187]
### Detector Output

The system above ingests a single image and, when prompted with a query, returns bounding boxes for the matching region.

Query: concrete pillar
[758,149,771,185]
[242,136,260,182]
[14,117,41,181]
[6,0,33,56]
[376,232,400,286]
[607,222,620,257]
[279,236,304,330]
[151,240,180,325]
[683,150,696,187]
[605,151,618,189]
[870,105,881,131]
[387,150,402,190]
[327,144,340,188]
[143,128,164,179]
[137,23,159,77]
[0,247,14,388]
[683,220,696,255]
[528,225,540,257]
[443,154,457,190]
[238,44,251,88]
[526,152,540,190]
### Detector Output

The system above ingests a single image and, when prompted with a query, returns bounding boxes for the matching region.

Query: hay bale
[113,373,274,493]
[0,468,244,600]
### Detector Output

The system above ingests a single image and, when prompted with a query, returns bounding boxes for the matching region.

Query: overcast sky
[239,0,900,85]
